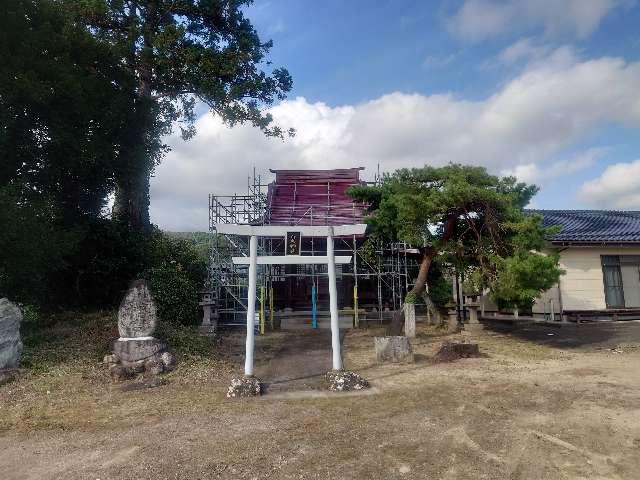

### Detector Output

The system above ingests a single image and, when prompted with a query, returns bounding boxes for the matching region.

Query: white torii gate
[215,223,367,376]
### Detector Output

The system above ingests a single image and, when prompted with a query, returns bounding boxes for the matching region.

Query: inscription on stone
[118,279,157,338]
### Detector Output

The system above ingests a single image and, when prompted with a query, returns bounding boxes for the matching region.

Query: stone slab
[375,336,414,364]
[464,323,485,333]
[118,279,157,338]
[0,298,22,370]
[113,337,166,363]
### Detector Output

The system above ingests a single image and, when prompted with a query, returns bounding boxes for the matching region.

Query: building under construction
[202,167,419,331]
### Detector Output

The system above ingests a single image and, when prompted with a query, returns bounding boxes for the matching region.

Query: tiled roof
[265,168,368,226]
[529,210,640,243]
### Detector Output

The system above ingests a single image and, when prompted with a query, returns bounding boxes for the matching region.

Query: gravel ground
[1,322,639,479]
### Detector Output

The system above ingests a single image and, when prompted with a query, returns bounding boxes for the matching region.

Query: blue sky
[151,0,640,230]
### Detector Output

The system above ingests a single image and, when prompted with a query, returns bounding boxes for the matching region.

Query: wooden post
[353,285,359,328]
[327,228,343,371]
[259,286,265,335]
[245,235,258,376]
[269,286,274,330]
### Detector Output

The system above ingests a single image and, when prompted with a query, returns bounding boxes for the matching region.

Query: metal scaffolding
[204,169,418,329]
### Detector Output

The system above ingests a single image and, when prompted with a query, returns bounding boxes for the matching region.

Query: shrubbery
[149,232,207,326]
[0,202,208,326]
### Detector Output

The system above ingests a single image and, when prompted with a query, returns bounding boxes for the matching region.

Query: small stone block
[464,323,485,333]
[0,298,23,370]
[109,364,133,381]
[113,338,166,363]
[198,325,217,336]
[227,375,262,398]
[145,358,164,375]
[160,351,176,372]
[325,369,369,392]
[103,354,119,365]
[374,336,414,364]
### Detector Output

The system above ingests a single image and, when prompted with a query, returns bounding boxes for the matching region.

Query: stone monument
[463,301,484,333]
[403,303,416,338]
[374,336,414,364]
[104,279,176,380]
[0,299,22,383]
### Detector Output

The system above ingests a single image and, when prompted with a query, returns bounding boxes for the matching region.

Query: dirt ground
[1,319,640,480]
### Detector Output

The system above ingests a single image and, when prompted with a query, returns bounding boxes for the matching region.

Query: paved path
[254,330,344,393]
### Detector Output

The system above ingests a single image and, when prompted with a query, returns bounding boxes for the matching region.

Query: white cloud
[151,50,640,230]
[579,160,640,208]
[502,148,604,184]
[498,38,551,64]
[448,0,624,41]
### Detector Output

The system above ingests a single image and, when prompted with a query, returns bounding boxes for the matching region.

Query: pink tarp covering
[266,168,368,226]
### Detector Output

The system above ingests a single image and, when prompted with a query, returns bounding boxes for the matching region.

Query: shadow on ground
[483,319,640,350]
[254,330,345,393]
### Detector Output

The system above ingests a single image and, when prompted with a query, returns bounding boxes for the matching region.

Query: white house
[530,210,640,321]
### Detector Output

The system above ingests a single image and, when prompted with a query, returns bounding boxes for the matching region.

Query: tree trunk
[112,163,151,228]
[111,98,153,229]
[388,249,435,335]
[411,250,434,296]
[387,216,458,335]
[112,4,154,230]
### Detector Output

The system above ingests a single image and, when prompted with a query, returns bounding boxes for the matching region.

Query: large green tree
[1,0,132,223]
[0,0,135,304]
[349,164,562,331]
[74,0,293,228]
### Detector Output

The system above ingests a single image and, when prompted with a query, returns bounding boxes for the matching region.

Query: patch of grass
[20,311,117,374]
[155,321,216,357]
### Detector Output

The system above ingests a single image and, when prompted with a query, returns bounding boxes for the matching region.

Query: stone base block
[374,336,414,364]
[325,369,369,392]
[463,323,485,333]
[198,325,217,336]
[106,341,176,381]
[227,375,263,398]
[113,337,166,363]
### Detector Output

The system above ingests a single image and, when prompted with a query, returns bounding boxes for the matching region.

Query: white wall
[556,246,640,311]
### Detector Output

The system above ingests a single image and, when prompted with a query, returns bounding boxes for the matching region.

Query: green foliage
[20,311,117,374]
[68,0,293,227]
[404,291,418,304]
[427,261,454,307]
[164,232,211,264]
[0,186,80,304]
[349,164,562,310]
[149,233,208,326]
[490,252,564,311]
[349,164,538,247]
[50,219,151,309]
[72,0,293,140]
[155,322,215,357]
[0,0,132,222]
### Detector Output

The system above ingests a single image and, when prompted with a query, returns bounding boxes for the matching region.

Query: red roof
[266,168,368,226]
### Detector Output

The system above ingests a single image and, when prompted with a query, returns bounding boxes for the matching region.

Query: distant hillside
[164,231,210,261]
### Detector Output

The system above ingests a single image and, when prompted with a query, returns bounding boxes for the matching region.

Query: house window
[601,255,640,308]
